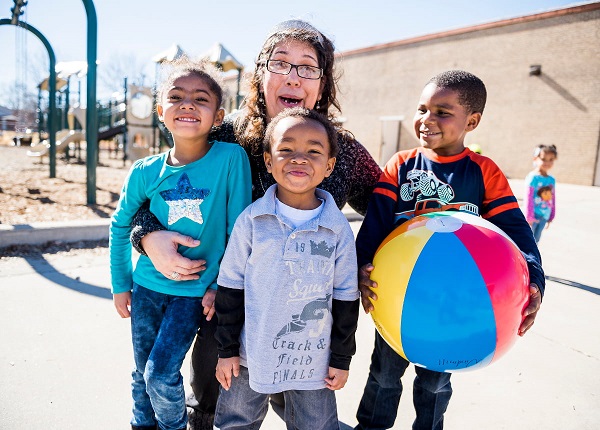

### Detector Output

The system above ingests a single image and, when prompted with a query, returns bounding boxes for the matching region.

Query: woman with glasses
[129,19,382,430]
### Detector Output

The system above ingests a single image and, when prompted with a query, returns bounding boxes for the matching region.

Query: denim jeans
[355,332,452,430]
[130,283,204,430]
[214,366,339,430]
[531,218,547,243]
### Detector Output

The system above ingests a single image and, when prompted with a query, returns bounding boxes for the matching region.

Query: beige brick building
[336,3,600,186]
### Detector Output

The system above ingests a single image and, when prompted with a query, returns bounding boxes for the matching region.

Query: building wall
[336,4,600,186]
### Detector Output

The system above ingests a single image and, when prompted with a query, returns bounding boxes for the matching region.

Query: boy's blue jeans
[214,365,339,430]
[130,283,204,430]
[355,332,452,430]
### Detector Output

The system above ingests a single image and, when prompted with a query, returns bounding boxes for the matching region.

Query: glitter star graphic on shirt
[159,173,210,225]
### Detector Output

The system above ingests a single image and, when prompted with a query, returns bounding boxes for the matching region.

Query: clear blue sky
[0,0,591,105]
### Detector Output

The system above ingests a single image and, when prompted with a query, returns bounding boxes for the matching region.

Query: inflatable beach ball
[370,211,530,372]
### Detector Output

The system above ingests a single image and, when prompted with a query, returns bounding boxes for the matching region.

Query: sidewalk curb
[0,211,364,249]
[0,219,110,248]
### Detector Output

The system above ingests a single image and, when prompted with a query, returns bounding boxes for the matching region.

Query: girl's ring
[170,271,181,280]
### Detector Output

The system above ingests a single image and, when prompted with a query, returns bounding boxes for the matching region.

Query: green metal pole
[64,75,70,130]
[48,53,57,178]
[122,77,128,165]
[0,19,57,178]
[36,85,44,134]
[82,0,98,204]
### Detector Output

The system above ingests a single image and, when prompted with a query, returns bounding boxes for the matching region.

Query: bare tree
[28,48,50,89]
[2,48,49,98]
[0,49,149,130]
[99,52,148,96]
[0,45,47,128]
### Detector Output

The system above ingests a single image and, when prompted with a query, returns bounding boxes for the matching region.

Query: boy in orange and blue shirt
[355,70,544,430]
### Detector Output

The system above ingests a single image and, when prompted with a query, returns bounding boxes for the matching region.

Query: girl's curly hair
[155,56,224,108]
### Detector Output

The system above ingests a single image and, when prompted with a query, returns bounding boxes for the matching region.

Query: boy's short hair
[428,70,487,114]
[156,56,225,108]
[263,107,339,157]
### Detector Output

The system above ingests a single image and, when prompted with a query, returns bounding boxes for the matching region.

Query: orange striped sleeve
[475,154,520,218]
[373,150,415,200]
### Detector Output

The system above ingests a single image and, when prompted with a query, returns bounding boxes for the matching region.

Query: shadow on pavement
[24,253,112,299]
[546,275,600,296]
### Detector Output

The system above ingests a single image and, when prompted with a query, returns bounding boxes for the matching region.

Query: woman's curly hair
[234,20,344,155]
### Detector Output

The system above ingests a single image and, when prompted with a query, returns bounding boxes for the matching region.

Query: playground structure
[2,0,99,203]
[28,74,166,162]
[23,41,245,164]
[27,129,85,158]
[4,1,244,203]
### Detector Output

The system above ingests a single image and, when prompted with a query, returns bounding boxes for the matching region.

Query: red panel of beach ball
[369,211,530,372]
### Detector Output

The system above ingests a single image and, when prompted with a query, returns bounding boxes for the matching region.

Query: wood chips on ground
[0,144,130,225]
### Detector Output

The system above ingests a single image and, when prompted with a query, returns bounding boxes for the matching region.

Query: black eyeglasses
[266,60,323,80]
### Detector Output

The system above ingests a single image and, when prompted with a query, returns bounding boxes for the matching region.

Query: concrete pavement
[1,180,599,429]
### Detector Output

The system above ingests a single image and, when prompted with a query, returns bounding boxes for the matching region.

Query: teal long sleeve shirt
[109,141,251,296]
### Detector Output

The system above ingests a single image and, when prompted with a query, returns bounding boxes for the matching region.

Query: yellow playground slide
[27,129,85,158]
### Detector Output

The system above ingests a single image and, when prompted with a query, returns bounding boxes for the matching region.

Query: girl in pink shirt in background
[524,144,557,242]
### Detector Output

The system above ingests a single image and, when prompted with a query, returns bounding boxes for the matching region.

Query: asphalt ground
[1,180,599,429]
